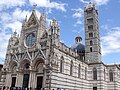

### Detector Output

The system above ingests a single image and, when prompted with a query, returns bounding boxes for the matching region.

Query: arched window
[90,40,93,46]
[104,69,106,81]
[109,69,113,81]
[60,56,64,73]
[93,68,97,80]
[70,61,73,76]
[85,67,87,79]
[78,64,81,78]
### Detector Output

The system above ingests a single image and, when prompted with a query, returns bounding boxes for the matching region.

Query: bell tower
[84,0,101,63]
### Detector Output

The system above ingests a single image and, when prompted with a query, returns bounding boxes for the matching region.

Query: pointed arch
[93,68,97,80]
[90,40,93,46]
[9,60,18,71]
[32,57,45,69]
[19,59,30,70]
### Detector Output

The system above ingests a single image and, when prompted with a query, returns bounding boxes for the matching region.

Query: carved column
[15,71,23,87]
[5,73,12,87]
[29,70,36,89]
[42,66,47,89]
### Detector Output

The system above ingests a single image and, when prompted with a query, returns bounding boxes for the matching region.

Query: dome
[75,36,82,41]
[71,43,85,53]
[72,32,85,53]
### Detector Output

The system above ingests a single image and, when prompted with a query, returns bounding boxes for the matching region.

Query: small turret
[39,8,46,33]
[48,18,60,47]
[75,32,82,44]
[7,30,19,54]
[13,30,17,37]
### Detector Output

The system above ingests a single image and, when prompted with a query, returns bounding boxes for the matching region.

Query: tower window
[93,68,97,80]
[89,33,93,37]
[90,40,93,46]
[90,47,92,52]
[87,10,92,14]
[87,18,93,23]
[88,25,93,30]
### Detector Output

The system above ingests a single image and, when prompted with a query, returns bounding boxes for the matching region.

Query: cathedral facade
[1,1,120,90]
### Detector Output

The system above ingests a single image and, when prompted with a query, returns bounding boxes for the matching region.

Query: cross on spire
[78,32,80,36]
[90,0,93,4]
[42,7,45,15]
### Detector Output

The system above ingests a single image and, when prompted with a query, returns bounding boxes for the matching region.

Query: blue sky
[0,0,120,64]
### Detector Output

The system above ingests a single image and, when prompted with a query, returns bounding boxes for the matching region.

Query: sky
[0,0,120,64]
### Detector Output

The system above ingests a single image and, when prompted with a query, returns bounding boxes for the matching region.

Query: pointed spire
[25,15,27,22]
[88,0,94,8]
[41,8,46,17]
[42,8,45,15]
[13,30,17,37]
[33,4,37,11]
[84,2,86,9]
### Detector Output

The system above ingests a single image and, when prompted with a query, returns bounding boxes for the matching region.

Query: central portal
[23,74,29,88]
[37,76,43,90]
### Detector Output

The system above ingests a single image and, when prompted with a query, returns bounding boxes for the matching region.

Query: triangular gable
[22,51,31,60]
[11,54,19,61]
[27,10,40,27]
[11,55,16,61]
[33,49,46,61]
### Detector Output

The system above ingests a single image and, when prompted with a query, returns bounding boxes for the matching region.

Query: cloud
[101,27,120,56]
[0,0,67,64]
[80,0,89,4]
[73,20,83,27]
[72,8,83,18]
[0,8,32,63]
[80,0,110,6]
[29,0,67,12]
[95,0,110,6]
[0,0,26,11]
[101,24,109,30]
[72,8,84,26]
[0,29,11,63]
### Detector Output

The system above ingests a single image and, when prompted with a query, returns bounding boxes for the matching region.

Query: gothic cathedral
[1,1,120,90]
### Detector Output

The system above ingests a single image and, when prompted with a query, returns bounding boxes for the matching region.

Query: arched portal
[19,59,30,88]
[32,58,45,90]
[9,60,18,87]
